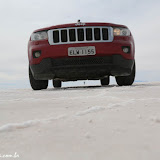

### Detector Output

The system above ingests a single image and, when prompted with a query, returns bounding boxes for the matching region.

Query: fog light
[35,52,41,57]
[122,46,130,53]
[33,51,41,58]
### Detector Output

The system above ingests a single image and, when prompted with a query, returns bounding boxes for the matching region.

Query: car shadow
[43,84,116,91]
[41,82,160,92]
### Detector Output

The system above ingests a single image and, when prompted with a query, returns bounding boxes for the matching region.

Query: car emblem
[75,20,85,26]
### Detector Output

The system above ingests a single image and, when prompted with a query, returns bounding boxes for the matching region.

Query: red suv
[28,21,135,90]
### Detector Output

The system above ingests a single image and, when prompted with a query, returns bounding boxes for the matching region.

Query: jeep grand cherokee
[28,21,135,90]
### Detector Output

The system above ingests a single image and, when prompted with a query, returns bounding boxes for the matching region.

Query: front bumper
[30,55,134,81]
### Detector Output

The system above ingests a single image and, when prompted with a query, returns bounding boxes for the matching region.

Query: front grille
[53,30,59,43]
[86,28,92,41]
[52,56,112,68]
[77,28,84,41]
[69,29,76,42]
[61,30,67,42]
[48,26,113,45]
[94,28,101,40]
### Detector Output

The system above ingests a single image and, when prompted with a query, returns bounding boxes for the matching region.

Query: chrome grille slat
[84,28,86,41]
[58,30,61,43]
[100,28,103,41]
[48,26,113,45]
[75,28,78,42]
[92,28,95,41]
[67,29,69,43]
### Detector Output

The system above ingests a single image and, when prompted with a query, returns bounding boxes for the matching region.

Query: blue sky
[0,0,160,88]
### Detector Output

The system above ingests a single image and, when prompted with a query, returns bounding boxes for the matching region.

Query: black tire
[115,62,136,86]
[53,80,62,88]
[29,67,48,90]
[101,76,110,86]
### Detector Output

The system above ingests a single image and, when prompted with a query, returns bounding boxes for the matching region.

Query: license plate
[68,46,96,56]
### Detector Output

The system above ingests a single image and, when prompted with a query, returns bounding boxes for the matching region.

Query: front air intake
[48,26,113,45]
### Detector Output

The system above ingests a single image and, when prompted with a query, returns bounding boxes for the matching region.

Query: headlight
[113,27,130,36]
[31,31,48,41]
